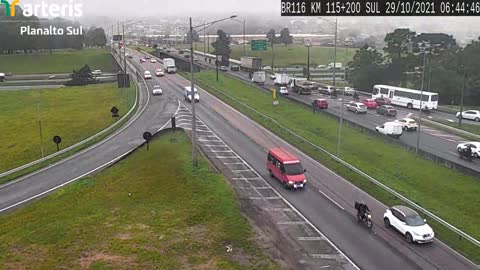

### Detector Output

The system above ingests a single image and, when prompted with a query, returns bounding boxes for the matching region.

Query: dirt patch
[178,255,218,270]
[78,252,136,269]
[3,263,26,270]
[115,233,132,240]
[126,223,150,230]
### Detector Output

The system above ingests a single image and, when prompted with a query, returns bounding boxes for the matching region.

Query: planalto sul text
[20,26,83,36]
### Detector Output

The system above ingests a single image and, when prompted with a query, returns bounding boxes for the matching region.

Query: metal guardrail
[194,77,480,250]
[0,54,139,179]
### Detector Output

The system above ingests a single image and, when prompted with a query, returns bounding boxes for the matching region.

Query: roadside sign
[111,106,119,117]
[251,40,267,51]
[113,35,123,41]
[143,131,152,151]
[53,135,62,152]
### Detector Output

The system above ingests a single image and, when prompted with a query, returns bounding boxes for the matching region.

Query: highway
[163,48,480,172]
[132,49,478,269]
[0,56,179,213]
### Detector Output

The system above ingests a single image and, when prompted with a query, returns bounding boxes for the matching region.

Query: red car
[361,99,378,109]
[312,99,328,109]
[375,97,391,107]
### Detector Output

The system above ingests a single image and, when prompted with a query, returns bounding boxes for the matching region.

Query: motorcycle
[459,147,473,161]
[421,107,431,115]
[355,202,373,229]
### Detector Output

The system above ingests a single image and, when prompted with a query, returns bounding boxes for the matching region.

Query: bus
[372,85,439,110]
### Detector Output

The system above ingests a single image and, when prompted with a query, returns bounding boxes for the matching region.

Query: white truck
[375,122,403,139]
[241,57,262,72]
[163,58,177,74]
[274,73,290,86]
[0,73,5,82]
[252,71,266,84]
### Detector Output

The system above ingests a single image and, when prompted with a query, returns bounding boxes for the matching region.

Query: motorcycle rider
[353,91,359,101]
[357,201,370,221]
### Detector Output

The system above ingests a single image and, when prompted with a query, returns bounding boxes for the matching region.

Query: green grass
[0,49,113,74]
[188,71,480,263]
[0,132,278,269]
[177,43,356,67]
[0,83,135,173]
[434,119,480,137]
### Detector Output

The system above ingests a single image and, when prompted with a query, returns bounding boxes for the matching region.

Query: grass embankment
[0,83,135,174]
[0,132,278,269]
[0,49,112,74]
[441,120,480,137]
[190,71,480,263]
[177,43,356,67]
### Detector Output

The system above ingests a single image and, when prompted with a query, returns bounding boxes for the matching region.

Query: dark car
[179,50,185,54]
[312,99,328,109]
[184,54,190,58]
[375,97,391,107]
[231,65,240,71]
[377,105,397,116]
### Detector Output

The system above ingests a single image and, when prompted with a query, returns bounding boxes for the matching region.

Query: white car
[343,87,356,96]
[346,102,367,114]
[394,118,418,131]
[220,66,229,72]
[150,58,157,63]
[279,87,289,95]
[384,206,434,244]
[457,142,480,158]
[262,66,272,71]
[152,85,163,95]
[155,69,164,77]
[456,110,480,122]
[184,86,199,103]
[270,74,276,80]
[91,70,102,76]
[375,122,403,138]
[144,71,152,79]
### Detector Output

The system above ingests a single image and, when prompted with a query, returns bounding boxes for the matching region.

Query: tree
[65,65,96,86]
[85,27,106,47]
[347,45,387,91]
[211,30,231,56]
[279,28,293,46]
[266,29,276,45]
[384,28,416,60]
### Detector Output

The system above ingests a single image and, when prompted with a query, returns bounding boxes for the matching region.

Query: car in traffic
[0,72,5,82]
[267,148,307,189]
[270,74,276,80]
[375,97,391,106]
[343,87,356,96]
[184,54,190,58]
[91,70,102,76]
[394,118,418,131]
[456,110,480,122]
[375,122,403,138]
[150,58,157,63]
[262,66,272,70]
[127,55,133,59]
[231,65,240,71]
[144,71,152,79]
[220,66,229,72]
[179,49,184,54]
[278,87,289,95]
[384,205,434,244]
[319,86,336,95]
[144,55,150,59]
[155,68,164,77]
[152,85,163,95]
[456,142,480,158]
[312,99,328,110]
[346,102,367,114]
[361,99,378,109]
[193,57,199,62]
[184,86,200,103]
[377,105,397,116]
[140,58,146,63]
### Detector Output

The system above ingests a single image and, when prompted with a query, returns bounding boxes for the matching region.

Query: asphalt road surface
[164,49,480,172]
[134,49,478,270]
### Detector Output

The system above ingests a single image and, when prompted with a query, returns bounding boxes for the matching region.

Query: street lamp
[231,18,246,57]
[121,20,142,92]
[415,41,430,155]
[306,43,311,80]
[189,15,237,166]
[319,17,342,156]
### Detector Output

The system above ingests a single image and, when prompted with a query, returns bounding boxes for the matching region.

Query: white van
[375,122,403,138]
[0,73,5,82]
[184,86,200,103]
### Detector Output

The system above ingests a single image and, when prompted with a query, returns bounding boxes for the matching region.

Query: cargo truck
[274,73,290,86]
[241,57,262,72]
[292,79,313,95]
[163,58,177,74]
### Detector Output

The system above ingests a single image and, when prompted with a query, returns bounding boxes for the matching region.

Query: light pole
[415,41,429,155]
[121,20,142,97]
[189,15,237,166]
[306,43,311,80]
[232,18,246,57]
[459,67,467,128]
[319,17,341,156]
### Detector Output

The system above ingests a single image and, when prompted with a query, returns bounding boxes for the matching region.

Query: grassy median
[0,83,135,173]
[0,49,112,74]
[0,132,278,269]
[190,71,480,263]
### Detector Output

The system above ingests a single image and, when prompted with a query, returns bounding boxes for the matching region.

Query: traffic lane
[0,57,179,212]
[158,72,434,270]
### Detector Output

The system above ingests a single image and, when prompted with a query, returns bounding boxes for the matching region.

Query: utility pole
[203,22,206,58]
[307,45,311,80]
[271,41,275,71]
[123,24,127,91]
[459,68,466,128]
[332,18,338,87]
[416,44,428,155]
[189,17,198,166]
[37,103,44,158]
[243,19,246,57]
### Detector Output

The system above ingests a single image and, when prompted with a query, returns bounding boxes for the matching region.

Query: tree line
[348,29,480,105]
[0,6,107,54]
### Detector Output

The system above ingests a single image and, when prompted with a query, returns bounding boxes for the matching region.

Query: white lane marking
[198,139,221,142]
[249,196,281,200]
[231,177,262,180]
[215,156,240,159]
[318,189,345,211]
[277,221,307,225]
[224,162,245,165]
[207,150,233,153]
[298,237,324,241]
[309,254,346,260]
[232,169,253,173]
[263,208,293,212]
